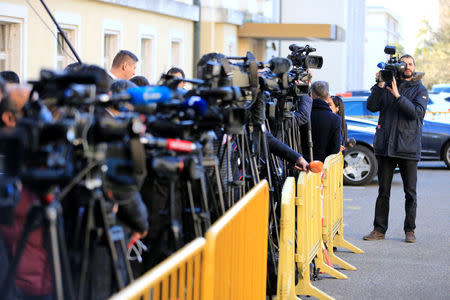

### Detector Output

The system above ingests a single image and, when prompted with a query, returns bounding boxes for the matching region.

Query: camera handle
[0,195,75,300]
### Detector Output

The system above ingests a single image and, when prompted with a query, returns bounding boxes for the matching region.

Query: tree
[414,1,450,89]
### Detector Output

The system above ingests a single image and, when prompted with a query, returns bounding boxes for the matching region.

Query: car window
[344,99,379,119]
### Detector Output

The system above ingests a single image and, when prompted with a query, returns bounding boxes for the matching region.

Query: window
[171,40,181,67]
[140,37,154,80]
[0,22,21,73]
[56,27,77,70]
[104,31,119,70]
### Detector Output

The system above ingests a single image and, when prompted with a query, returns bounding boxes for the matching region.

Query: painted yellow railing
[322,153,364,271]
[202,180,269,300]
[294,170,346,300]
[110,180,269,300]
[109,237,206,300]
[276,177,298,300]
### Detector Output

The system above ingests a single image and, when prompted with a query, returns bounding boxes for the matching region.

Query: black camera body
[379,45,406,85]
[287,44,323,96]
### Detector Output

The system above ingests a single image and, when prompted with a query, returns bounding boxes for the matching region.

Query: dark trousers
[374,156,418,234]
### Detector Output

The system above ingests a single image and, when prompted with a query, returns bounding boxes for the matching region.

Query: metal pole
[193,0,201,76]
[39,0,83,64]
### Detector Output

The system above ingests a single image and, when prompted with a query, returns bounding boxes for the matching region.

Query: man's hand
[376,72,385,88]
[294,156,309,171]
[386,77,401,99]
[133,230,148,240]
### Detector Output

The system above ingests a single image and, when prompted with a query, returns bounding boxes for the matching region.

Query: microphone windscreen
[269,57,292,74]
[182,96,207,117]
[128,86,171,106]
[377,62,386,69]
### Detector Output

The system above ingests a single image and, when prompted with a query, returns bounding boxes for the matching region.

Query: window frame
[0,3,28,80]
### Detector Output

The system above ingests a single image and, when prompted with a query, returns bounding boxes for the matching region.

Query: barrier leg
[315,251,347,279]
[295,258,335,300]
[324,237,357,271]
[333,230,364,254]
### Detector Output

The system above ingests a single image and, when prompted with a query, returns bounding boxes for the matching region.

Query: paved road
[304,161,450,300]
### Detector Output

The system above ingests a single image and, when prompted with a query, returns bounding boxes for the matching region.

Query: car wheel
[343,145,377,186]
[443,142,450,168]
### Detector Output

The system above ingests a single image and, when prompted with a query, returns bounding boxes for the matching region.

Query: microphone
[182,96,207,117]
[127,86,171,106]
[377,62,386,69]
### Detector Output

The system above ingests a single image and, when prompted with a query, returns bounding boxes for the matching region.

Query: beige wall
[0,0,194,82]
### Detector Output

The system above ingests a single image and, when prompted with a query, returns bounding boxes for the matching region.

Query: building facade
[0,0,198,82]
[364,6,401,89]
[279,0,366,93]
[0,0,346,85]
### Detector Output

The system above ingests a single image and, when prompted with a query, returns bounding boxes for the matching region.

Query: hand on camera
[386,77,401,99]
[376,72,385,88]
[294,156,309,172]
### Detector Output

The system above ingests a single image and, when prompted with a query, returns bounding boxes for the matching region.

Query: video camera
[287,44,323,96]
[378,45,406,86]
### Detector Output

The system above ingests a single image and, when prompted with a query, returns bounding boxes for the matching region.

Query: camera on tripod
[287,44,323,96]
[378,45,406,86]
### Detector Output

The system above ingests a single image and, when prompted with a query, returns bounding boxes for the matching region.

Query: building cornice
[95,0,200,21]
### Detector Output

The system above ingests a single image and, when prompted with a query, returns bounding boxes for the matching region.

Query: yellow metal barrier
[109,237,206,300]
[322,153,363,271]
[276,177,298,300]
[202,180,269,300]
[295,171,346,300]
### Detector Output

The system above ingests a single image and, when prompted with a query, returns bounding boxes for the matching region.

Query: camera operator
[0,85,55,299]
[363,54,428,243]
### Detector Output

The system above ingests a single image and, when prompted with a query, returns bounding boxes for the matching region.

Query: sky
[366,0,441,53]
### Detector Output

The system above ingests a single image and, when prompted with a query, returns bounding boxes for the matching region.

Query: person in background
[0,71,20,86]
[300,81,341,162]
[109,50,139,81]
[327,95,354,151]
[167,67,186,89]
[130,75,150,87]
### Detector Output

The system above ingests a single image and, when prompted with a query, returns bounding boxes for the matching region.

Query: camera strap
[129,137,147,189]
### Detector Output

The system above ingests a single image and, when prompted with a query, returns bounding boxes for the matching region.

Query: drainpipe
[193,0,201,77]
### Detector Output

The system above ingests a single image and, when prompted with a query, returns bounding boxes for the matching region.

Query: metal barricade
[202,180,269,300]
[322,153,363,271]
[109,238,206,300]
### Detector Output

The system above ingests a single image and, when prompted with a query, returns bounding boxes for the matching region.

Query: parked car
[431,83,450,93]
[342,97,450,185]
[425,92,450,123]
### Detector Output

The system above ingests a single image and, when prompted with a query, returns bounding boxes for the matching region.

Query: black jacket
[301,98,341,162]
[367,76,428,160]
[266,131,302,163]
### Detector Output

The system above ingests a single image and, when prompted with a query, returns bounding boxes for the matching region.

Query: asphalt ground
[300,161,450,300]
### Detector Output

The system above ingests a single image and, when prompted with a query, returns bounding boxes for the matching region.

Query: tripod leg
[213,159,226,215]
[97,195,127,290]
[45,204,66,300]
[186,181,202,237]
[78,200,94,300]
[168,181,183,249]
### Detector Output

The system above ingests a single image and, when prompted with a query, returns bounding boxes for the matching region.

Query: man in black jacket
[301,81,341,162]
[363,54,428,243]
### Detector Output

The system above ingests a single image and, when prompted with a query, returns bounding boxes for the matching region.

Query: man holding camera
[364,54,428,243]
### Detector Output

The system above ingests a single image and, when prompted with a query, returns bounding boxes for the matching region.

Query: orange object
[308,160,324,173]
